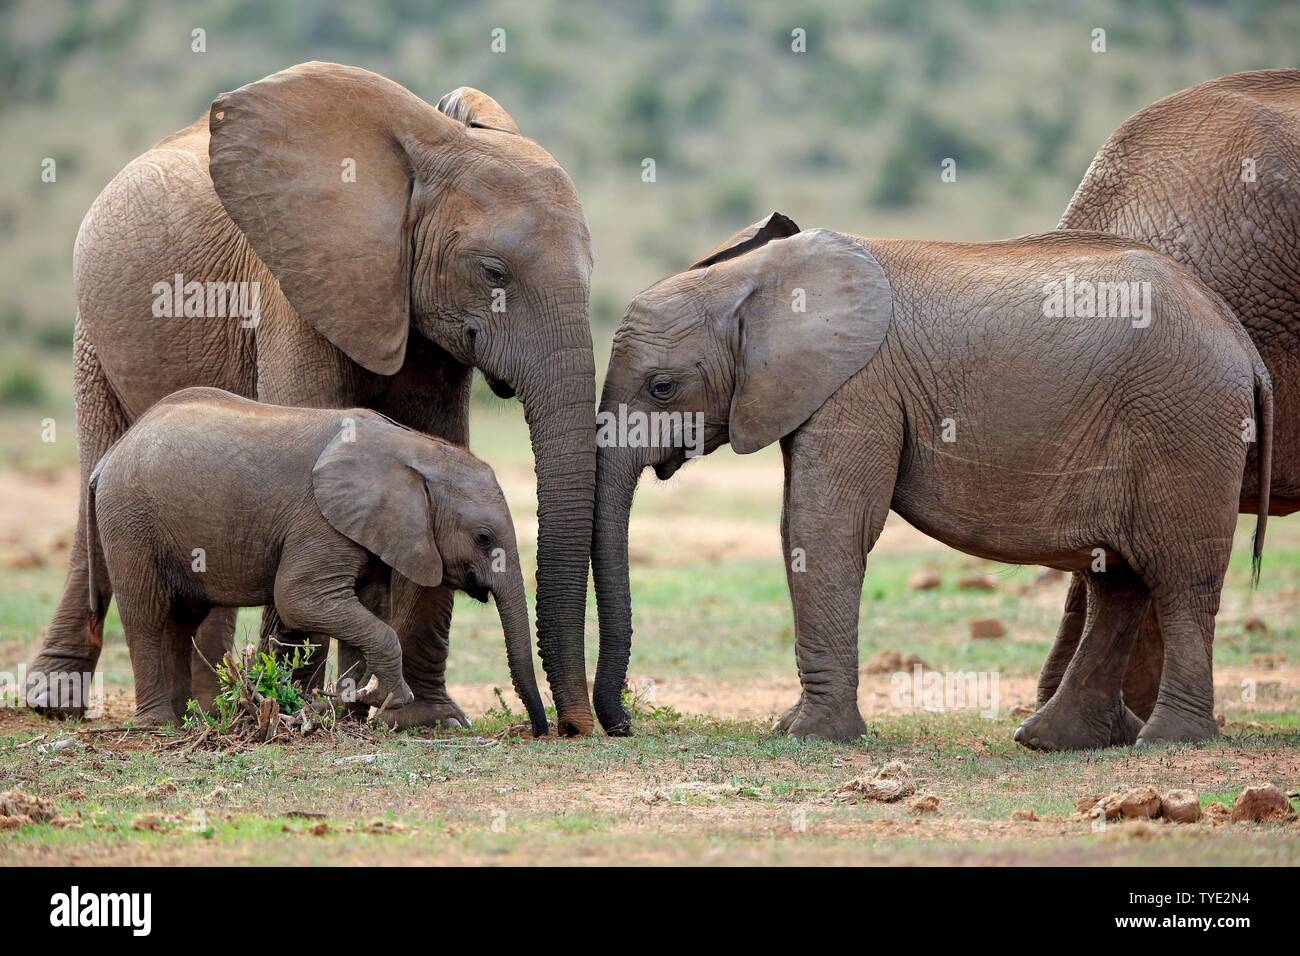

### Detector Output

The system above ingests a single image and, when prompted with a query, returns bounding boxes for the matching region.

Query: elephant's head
[591,214,894,733]
[313,418,549,737]
[207,62,595,734]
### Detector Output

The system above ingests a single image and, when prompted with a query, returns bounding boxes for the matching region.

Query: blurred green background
[2,0,1300,418]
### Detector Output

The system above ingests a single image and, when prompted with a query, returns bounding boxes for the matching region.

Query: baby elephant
[88,387,548,736]
[592,213,1272,748]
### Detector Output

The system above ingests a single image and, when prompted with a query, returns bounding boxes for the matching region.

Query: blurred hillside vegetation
[1,0,1299,409]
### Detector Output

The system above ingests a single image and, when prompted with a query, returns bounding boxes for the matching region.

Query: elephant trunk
[591,444,642,735]
[518,300,597,736]
[492,571,549,738]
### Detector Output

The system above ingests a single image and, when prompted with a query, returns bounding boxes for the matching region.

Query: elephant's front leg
[779,454,893,740]
[381,575,471,729]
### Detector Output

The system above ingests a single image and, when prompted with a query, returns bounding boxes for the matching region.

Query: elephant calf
[88,387,548,736]
[592,214,1272,748]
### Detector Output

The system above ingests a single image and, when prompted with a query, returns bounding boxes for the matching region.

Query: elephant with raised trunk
[1048,69,1300,725]
[592,214,1270,745]
[27,63,596,734]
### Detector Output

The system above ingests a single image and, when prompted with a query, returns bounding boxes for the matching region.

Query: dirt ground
[1,452,1297,866]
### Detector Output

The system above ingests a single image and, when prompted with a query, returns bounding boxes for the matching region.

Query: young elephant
[88,387,548,736]
[592,214,1272,747]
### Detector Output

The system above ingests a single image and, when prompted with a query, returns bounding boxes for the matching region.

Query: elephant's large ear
[312,422,444,588]
[689,212,801,270]
[719,229,893,454]
[436,87,520,134]
[209,62,459,376]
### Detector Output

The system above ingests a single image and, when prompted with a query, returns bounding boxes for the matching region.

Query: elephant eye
[474,528,493,548]
[480,261,508,287]
[648,377,676,401]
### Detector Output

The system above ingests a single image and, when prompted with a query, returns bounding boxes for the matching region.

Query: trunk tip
[595,703,632,737]
[557,709,594,737]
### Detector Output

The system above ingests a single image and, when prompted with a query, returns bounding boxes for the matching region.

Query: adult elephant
[26,62,596,735]
[1043,69,1300,728]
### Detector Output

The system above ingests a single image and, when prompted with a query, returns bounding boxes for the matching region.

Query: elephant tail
[1251,362,1273,587]
[85,454,110,616]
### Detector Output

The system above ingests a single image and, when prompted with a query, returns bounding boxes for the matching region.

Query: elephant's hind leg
[189,607,238,714]
[117,592,190,727]
[1136,587,1221,746]
[1035,572,1087,708]
[26,324,129,715]
[1016,566,1150,751]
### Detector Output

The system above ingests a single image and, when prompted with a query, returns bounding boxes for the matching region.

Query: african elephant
[27,63,595,734]
[591,214,1271,745]
[88,387,549,736]
[1046,68,1300,724]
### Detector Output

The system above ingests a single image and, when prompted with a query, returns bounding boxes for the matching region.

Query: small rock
[908,794,940,814]
[1011,809,1038,822]
[1119,785,1162,820]
[1230,784,1297,824]
[955,574,996,591]
[861,649,928,675]
[145,781,178,800]
[1159,789,1202,823]
[908,570,942,591]
[1242,615,1268,635]
[969,617,1005,639]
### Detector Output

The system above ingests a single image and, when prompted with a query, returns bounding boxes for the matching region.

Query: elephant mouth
[653,450,687,481]
[484,372,516,400]
[464,570,491,604]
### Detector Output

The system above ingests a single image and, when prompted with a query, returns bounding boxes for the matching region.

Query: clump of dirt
[1160,790,1202,824]
[907,569,941,591]
[969,618,1005,639]
[862,649,929,675]
[908,794,940,815]
[1230,784,1297,824]
[1011,809,1039,822]
[1203,803,1233,825]
[955,573,996,592]
[0,789,56,829]
[1118,785,1162,820]
[835,760,917,803]
[1242,615,1268,635]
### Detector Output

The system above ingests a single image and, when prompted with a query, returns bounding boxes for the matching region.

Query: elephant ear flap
[209,62,457,376]
[689,212,801,270]
[436,87,521,134]
[724,229,893,454]
[312,423,444,588]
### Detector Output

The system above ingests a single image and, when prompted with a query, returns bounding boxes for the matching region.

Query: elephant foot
[373,693,471,731]
[1014,693,1127,752]
[24,651,100,717]
[771,695,806,735]
[1110,704,1144,747]
[357,674,415,711]
[133,703,180,728]
[781,700,867,742]
[1136,702,1218,747]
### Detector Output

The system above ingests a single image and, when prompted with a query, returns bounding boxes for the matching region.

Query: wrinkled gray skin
[88,388,548,736]
[592,214,1271,746]
[29,63,596,734]
[1046,69,1300,730]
